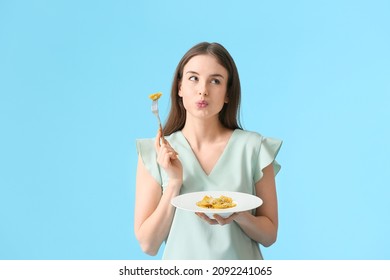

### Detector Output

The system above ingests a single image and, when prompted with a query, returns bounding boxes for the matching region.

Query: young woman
[135,42,282,259]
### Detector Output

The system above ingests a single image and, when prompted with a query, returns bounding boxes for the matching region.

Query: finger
[202,214,218,225]
[195,212,218,225]
[156,144,167,165]
[196,212,210,223]
[159,145,174,159]
[213,214,227,225]
[168,151,178,160]
[213,214,236,226]
[160,126,167,144]
[161,151,171,168]
[161,141,179,158]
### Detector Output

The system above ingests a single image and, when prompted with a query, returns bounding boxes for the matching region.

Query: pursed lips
[196,100,208,108]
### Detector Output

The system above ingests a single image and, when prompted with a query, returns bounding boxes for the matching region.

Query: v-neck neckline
[178,129,238,177]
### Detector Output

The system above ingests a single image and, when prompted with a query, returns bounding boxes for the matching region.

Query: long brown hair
[163,42,242,136]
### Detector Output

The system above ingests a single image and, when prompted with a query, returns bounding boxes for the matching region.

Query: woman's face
[179,54,228,122]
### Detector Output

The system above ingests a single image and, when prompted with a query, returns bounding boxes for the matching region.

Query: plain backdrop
[1,0,389,260]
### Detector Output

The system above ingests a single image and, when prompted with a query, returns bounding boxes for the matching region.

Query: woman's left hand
[195,212,239,226]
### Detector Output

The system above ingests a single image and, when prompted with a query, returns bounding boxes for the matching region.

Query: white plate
[171,191,263,219]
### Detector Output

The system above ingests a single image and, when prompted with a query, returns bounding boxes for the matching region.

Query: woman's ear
[178,82,183,97]
[224,95,229,103]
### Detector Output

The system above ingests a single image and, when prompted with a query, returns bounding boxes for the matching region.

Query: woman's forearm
[234,211,278,247]
[135,180,181,255]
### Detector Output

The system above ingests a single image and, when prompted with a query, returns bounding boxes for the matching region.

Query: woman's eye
[189,76,198,81]
[211,79,221,85]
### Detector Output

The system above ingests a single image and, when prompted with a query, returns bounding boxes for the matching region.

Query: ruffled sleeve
[136,138,162,185]
[254,136,282,183]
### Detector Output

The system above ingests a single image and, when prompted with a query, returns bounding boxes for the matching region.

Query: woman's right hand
[155,129,183,185]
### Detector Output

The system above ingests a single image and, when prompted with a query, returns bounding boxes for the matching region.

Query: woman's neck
[181,117,231,148]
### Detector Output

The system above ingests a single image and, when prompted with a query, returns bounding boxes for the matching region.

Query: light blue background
[1,0,389,260]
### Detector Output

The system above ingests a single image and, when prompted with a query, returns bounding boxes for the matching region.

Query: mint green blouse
[136,129,282,260]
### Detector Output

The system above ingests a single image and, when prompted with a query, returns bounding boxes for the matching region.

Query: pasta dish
[196,195,237,209]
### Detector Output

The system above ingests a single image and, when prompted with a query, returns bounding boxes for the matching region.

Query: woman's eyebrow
[185,71,225,79]
[185,71,199,75]
[210,73,225,79]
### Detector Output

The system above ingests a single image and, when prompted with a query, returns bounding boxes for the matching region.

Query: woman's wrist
[233,211,252,224]
[169,178,182,187]
[164,179,182,196]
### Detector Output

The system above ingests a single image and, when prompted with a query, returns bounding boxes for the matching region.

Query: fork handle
[158,123,166,143]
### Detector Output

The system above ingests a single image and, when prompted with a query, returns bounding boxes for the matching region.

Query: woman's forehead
[183,54,228,76]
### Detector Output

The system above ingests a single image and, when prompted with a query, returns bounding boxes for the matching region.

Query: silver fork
[151,99,166,142]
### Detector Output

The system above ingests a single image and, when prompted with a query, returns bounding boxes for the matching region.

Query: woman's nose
[197,83,208,96]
